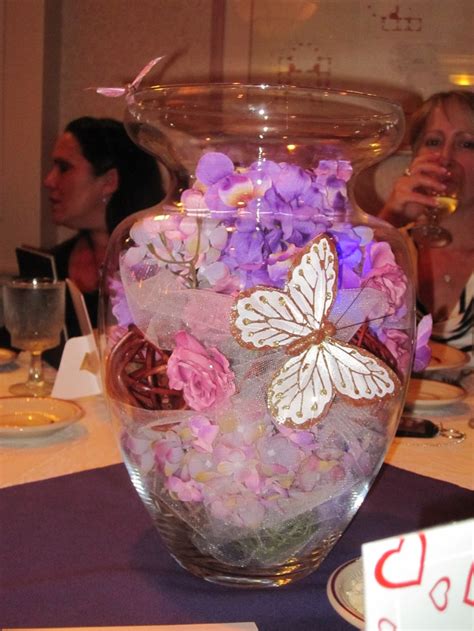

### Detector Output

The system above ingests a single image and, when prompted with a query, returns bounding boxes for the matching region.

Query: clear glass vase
[100,84,413,588]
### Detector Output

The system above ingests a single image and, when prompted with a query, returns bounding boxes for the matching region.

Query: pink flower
[257,435,303,473]
[362,242,408,317]
[277,424,316,450]
[377,327,412,374]
[295,455,321,491]
[166,476,203,502]
[154,433,185,476]
[189,416,219,452]
[208,490,265,528]
[122,432,155,473]
[167,331,235,411]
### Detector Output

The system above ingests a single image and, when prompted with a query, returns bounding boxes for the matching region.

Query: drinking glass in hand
[412,178,459,248]
[3,278,65,396]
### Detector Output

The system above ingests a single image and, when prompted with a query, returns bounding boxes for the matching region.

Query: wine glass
[412,178,459,248]
[3,278,65,396]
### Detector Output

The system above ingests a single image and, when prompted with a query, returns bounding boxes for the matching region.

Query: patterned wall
[59,0,217,127]
[59,0,473,126]
[223,0,473,116]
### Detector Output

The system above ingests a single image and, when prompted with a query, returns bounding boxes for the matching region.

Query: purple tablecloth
[1,463,472,631]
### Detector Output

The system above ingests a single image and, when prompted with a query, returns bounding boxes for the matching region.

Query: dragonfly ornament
[231,234,400,429]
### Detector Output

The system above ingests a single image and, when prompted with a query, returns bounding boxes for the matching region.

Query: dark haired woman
[44,116,165,333]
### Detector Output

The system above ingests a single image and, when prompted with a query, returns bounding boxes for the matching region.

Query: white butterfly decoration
[231,234,400,428]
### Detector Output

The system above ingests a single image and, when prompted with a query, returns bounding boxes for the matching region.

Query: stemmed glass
[3,278,65,396]
[412,178,459,248]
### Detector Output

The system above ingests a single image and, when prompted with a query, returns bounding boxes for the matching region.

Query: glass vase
[100,84,413,588]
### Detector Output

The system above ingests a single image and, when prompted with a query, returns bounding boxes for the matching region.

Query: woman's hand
[380,153,449,227]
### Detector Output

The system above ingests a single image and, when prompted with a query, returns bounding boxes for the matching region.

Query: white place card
[51,278,102,399]
[3,624,258,631]
[51,333,102,399]
[66,278,94,337]
[362,518,474,630]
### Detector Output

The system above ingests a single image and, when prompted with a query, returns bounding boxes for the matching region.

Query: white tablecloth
[1,355,473,490]
[0,357,121,488]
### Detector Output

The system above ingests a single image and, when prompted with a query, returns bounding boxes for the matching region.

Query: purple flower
[413,314,433,373]
[329,227,363,289]
[272,163,311,202]
[196,151,234,185]
[109,276,133,327]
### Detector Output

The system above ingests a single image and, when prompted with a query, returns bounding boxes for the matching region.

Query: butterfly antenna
[335,314,386,332]
[333,283,401,333]
[332,286,366,327]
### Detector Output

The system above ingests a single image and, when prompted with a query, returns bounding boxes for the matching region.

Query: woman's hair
[409,90,474,150]
[65,117,165,233]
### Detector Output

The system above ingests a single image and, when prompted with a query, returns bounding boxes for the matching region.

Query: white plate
[0,396,83,437]
[0,348,16,366]
[406,378,466,409]
[327,557,364,629]
[425,341,469,372]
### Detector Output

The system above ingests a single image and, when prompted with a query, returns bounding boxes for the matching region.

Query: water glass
[3,278,65,396]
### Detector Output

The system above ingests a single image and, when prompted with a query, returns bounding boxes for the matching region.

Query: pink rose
[362,242,408,316]
[167,331,235,411]
[377,327,412,374]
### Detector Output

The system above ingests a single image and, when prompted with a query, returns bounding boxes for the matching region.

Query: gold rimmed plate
[406,378,466,409]
[425,341,469,372]
[0,396,83,438]
[0,348,16,366]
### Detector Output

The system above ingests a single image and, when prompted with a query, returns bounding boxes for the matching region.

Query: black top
[50,232,99,338]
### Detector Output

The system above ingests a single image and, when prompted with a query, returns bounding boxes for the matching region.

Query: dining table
[1,352,473,631]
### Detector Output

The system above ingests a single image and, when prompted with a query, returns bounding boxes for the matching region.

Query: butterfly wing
[287,235,337,328]
[232,234,338,351]
[130,55,165,90]
[320,337,399,402]
[268,344,334,427]
[268,336,400,428]
[231,287,313,350]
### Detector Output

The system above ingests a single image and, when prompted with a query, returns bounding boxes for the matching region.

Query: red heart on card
[374,534,426,588]
[429,577,450,611]
[463,562,474,606]
[378,618,397,631]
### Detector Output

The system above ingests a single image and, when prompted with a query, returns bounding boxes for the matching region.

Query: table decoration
[99,81,420,587]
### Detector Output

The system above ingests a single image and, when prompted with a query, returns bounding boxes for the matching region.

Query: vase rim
[124,82,405,179]
[128,82,403,111]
